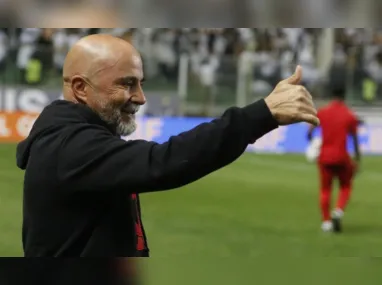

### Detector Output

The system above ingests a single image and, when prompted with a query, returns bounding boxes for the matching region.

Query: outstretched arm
[57,99,278,194]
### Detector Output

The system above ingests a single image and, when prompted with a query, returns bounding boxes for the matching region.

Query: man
[308,88,361,233]
[16,34,319,257]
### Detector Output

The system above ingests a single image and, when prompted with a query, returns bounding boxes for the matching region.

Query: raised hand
[264,65,320,126]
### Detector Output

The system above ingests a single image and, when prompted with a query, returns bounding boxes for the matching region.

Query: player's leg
[318,163,334,232]
[332,162,355,232]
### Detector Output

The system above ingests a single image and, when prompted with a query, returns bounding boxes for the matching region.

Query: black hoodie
[16,99,278,257]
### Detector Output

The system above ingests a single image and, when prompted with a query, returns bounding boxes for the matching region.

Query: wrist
[242,99,279,141]
[264,97,277,119]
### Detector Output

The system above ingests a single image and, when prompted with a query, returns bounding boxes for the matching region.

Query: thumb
[300,113,320,126]
[285,65,302,85]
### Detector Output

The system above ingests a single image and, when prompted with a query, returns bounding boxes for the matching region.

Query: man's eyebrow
[114,76,145,84]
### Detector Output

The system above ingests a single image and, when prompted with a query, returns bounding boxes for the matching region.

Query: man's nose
[132,89,146,105]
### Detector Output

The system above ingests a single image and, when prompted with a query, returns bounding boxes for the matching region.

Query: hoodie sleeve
[57,99,278,193]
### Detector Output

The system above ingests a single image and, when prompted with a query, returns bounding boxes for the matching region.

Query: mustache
[121,103,140,114]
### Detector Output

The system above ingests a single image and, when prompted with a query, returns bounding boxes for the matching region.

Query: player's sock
[330,187,350,233]
[337,187,351,211]
[331,208,344,233]
[320,189,331,221]
[321,220,333,232]
[332,208,344,219]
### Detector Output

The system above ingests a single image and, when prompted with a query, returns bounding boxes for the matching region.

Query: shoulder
[317,106,328,118]
[343,105,357,121]
[57,124,122,171]
[59,123,118,150]
[59,123,154,155]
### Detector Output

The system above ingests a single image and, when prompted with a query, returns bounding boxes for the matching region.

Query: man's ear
[71,76,88,104]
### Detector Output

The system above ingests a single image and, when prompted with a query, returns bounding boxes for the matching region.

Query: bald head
[63,34,146,136]
[63,34,139,87]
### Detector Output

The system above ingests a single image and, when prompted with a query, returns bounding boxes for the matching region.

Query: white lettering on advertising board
[0,115,11,137]
[122,118,163,142]
[0,88,50,113]
[247,127,287,153]
[16,115,37,138]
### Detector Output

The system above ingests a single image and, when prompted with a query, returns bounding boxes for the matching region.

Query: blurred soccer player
[308,88,361,233]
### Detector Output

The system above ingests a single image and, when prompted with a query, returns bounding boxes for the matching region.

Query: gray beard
[115,114,137,137]
[93,96,139,137]
[95,105,137,137]
[99,109,137,137]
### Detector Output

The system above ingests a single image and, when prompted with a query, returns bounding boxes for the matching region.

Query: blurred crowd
[333,28,382,102]
[2,0,382,27]
[0,28,382,102]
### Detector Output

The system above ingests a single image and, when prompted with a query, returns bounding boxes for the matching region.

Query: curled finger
[299,113,320,126]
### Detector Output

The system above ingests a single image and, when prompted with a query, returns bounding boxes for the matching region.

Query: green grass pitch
[1,143,382,283]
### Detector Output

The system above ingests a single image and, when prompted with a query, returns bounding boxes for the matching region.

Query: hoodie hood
[16,100,115,170]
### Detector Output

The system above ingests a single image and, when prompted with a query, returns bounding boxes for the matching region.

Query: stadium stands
[1,28,382,117]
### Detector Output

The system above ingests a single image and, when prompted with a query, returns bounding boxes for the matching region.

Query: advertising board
[2,113,381,155]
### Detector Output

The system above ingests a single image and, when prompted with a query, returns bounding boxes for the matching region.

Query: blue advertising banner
[124,117,382,155]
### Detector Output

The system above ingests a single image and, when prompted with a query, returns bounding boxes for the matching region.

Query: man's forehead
[98,52,143,82]
[131,54,142,68]
[116,53,143,79]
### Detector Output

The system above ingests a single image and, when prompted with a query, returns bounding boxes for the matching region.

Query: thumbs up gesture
[264,65,320,126]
